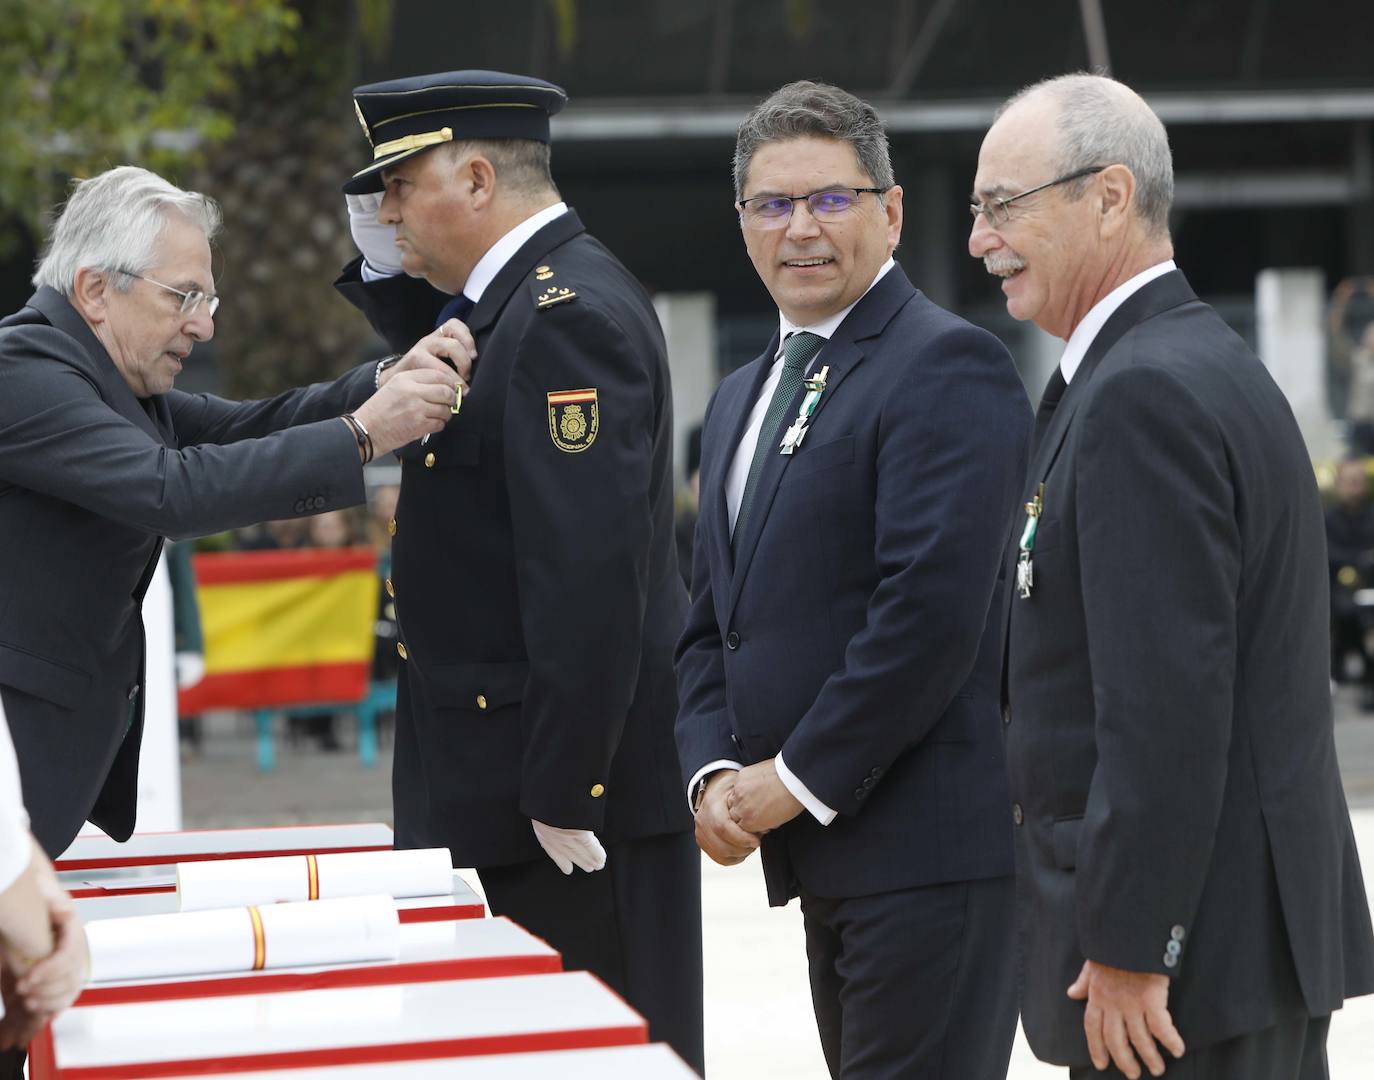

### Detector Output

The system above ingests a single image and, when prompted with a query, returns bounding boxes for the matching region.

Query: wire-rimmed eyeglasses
[124,272,220,317]
[738,186,890,230]
[969,165,1109,227]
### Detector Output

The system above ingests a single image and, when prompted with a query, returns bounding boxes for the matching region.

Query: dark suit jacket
[335,210,691,868]
[1005,270,1374,1063]
[675,265,1031,906]
[0,287,372,855]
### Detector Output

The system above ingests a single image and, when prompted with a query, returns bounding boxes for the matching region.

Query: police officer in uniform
[334,70,703,1072]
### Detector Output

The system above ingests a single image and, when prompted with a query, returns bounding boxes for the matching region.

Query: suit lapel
[698,340,776,620]
[1022,269,1199,492]
[27,287,171,447]
[1002,269,1202,698]
[727,265,916,613]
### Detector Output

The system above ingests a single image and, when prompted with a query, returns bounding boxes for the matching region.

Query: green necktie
[733,331,825,548]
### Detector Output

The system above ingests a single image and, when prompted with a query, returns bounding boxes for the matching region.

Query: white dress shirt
[461,202,569,301]
[1059,259,1176,384]
[0,697,32,895]
[690,258,895,826]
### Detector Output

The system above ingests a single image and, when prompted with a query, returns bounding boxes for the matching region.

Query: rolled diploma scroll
[177,847,453,911]
[87,894,400,983]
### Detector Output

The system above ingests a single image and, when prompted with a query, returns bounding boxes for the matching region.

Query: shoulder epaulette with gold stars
[533,264,578,310]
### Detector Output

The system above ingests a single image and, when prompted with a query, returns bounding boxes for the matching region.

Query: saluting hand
[694,770,761,867]
[727,758,803,835]
[1067,959,1185,1079]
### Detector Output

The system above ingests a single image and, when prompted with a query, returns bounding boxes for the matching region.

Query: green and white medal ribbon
[1017,483,1044,599]
[780,365,830,455]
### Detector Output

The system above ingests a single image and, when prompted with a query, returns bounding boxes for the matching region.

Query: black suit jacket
[675,266,1031,906]
[0,288,373,854]
[1005,270,1374,1063]
[335,210,691,867]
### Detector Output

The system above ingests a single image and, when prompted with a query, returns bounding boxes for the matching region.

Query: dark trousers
[801,873,1017,1080]
[477,829,704,1075]
[1069,1013,1330,1080]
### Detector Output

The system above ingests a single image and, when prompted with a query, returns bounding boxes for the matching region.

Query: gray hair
[33,165,221,294]
[442,138,557,199]
[996,73,1174,236]
[733,81,895,200]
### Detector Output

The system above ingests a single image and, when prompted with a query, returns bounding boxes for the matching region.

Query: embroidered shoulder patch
[547,388,599,452]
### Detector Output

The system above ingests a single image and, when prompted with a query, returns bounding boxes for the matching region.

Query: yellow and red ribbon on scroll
[247,905,266,970]
[306,854,320,900]
[178,548,379,713]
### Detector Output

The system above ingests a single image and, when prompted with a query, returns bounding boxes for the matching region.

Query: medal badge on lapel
[1017,482,1044,599]
[547,388,599,453]
[780,365,830,455]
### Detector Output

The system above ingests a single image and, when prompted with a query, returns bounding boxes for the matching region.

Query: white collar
[777,258,896,348]
[462,202,569,302]
[1060,259,1176,383]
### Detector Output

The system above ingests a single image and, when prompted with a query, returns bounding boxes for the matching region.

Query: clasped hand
[694,760,803,867]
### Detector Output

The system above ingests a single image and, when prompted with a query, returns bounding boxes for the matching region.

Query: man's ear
[1097,164,1136,237]
[466,155,498,209]
[70,266,111,325]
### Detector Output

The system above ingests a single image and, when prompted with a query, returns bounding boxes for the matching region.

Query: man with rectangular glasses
[0,164,465,866]
[675,79,1031,1078]
[973,73,1374,1080]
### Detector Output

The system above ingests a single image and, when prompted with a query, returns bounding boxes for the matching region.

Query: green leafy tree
[1,0,396,395]
[0,0,300,246]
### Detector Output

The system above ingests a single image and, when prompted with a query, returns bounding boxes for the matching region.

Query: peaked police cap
[344,69,567,194]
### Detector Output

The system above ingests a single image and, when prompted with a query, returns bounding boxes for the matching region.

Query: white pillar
[654,292,717,482]
[1256,268,1340,459]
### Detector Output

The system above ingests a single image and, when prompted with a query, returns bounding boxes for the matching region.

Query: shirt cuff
[0,816,32,896]
[359,260,398,283]
[686,759,745,812]
[776,752,837,825]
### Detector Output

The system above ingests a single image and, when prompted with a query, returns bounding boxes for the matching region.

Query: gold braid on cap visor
[372,126,453,160]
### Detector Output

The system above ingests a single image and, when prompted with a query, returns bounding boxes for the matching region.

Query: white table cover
[45,972,645,1075]
[222,1043,698,1078]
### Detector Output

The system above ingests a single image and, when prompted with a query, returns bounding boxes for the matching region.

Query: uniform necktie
[733,331,824,547]
[435,293,475,329]
[1032,367,1067,454]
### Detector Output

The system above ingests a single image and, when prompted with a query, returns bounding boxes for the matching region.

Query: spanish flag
[178,548,378,713]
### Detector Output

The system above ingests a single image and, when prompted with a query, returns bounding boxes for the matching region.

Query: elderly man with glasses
[674,79,1030,1079]
[972,74,1374,1080]
[0,165,466,865]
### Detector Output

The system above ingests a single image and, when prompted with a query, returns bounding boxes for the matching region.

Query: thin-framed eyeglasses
[123,272,220,317]
[738,186,890,230]
[969,165,1110,227]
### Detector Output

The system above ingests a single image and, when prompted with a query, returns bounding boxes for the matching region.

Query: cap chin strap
[372,126,453,161]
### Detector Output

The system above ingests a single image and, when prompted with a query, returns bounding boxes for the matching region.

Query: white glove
[531,819,607,875]
[346,192,403,276]
[175,651,205,690]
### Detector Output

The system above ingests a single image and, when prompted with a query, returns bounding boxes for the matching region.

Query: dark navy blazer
[675,265,1032,905]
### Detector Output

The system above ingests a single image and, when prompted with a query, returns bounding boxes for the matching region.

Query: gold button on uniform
[385,577,395,598]
[396,643,408,660]
[476,694,488,710]
[387,517,397,536]
[424,452,436,468]
[589,783,605,798]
